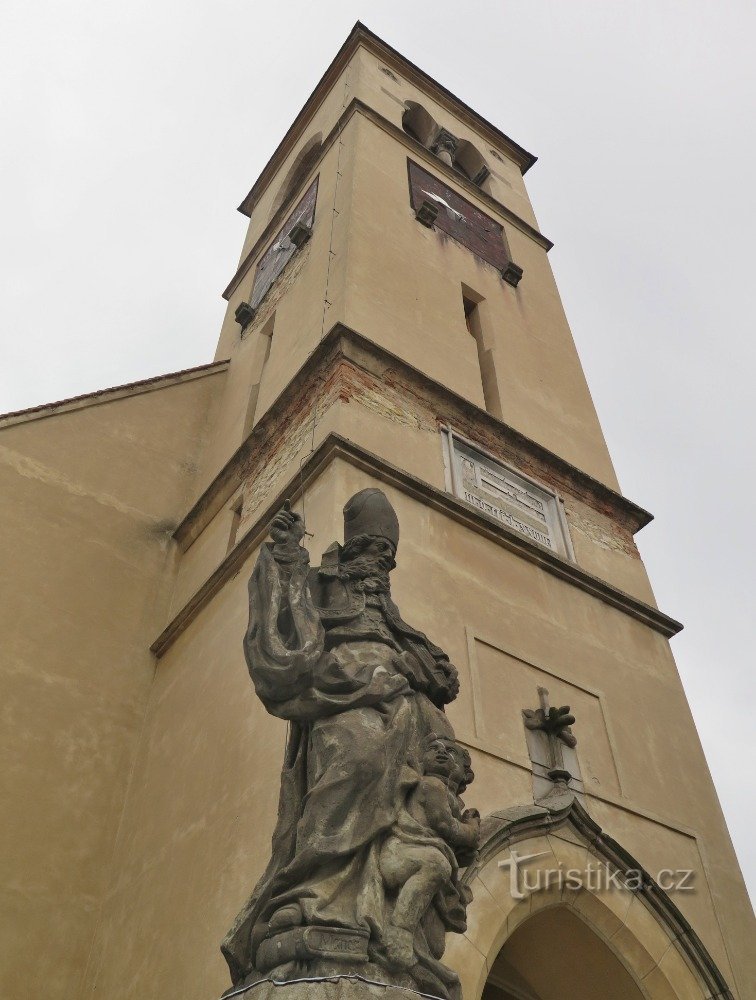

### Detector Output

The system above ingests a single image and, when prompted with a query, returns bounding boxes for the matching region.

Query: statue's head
[422,735,474,792]
[340,489,399,583]
[343,489,399,553]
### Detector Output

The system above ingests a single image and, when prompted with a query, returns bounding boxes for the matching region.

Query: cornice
[153,430,680,659]
[363,103,551,249]
[237,22,537,220]
[174,325,653,554]
[355,23,537,174]
[225,100,551,302]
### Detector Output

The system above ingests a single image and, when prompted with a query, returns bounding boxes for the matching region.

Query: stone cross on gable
[523,685,577,786]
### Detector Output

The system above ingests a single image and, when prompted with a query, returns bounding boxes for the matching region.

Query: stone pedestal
[226,977,429,1000]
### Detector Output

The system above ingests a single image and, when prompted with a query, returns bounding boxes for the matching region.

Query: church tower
[1,23,752,1000]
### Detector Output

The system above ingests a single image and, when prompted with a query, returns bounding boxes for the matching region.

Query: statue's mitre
[343,488,400,549]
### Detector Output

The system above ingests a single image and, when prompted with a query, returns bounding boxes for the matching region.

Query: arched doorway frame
[445,795,733,1000]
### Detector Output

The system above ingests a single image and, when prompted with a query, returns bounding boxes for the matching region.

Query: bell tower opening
[483,907,643,1000]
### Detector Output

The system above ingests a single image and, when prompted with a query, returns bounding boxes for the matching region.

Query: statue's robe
[221,542,464,999]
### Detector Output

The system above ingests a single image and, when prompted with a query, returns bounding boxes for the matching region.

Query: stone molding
[152,431,680,659]
[174,325,653,554]
[223,975,452,998]
[225,99,551,303]
[236,22,536,221]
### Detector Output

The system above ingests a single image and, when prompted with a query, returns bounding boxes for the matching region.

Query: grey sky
[1,0,753,905]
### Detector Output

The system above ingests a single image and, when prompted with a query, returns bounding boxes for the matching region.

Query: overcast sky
[2,1,753,905]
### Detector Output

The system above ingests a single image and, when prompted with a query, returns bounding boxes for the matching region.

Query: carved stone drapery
[221,490,479,1000]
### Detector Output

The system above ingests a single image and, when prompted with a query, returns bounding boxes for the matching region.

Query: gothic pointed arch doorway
[483,905,644,1000]
[443,797,734,1000]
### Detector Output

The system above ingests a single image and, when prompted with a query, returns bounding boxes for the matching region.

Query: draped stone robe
[221,540,467,999]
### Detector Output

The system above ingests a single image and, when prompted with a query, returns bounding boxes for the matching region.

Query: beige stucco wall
[0,369,224,1000]
[170,341,655,629]
[79,457,752,998]
[205,118,355,484]
[234,62,353,267]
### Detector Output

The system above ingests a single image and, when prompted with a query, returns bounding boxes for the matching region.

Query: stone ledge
[173,325,653,554]
[151,432,681,659]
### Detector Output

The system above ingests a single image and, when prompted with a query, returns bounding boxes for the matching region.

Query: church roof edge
[0,359,229,429]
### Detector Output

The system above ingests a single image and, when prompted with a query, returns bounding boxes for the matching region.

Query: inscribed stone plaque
[444,431,572,558]
[250,176,318,310]
[408,160,510,272]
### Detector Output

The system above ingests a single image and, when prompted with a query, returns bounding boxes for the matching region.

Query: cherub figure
[379,735,480,969]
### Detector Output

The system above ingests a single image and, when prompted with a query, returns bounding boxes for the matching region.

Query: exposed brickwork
[232,343,640,563]
[325,361,437,432]
[236,346,343,532]
[563,499,640,559]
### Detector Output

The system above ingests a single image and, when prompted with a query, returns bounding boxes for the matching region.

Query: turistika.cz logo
[498,850,695,900]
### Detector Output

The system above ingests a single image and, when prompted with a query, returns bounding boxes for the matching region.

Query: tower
[1,22,752,1000]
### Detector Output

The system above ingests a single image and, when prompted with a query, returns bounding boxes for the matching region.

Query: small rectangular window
[463,295,478,337]
[227,494,244,554]
[243,312,276,438]
[461,287,501,418]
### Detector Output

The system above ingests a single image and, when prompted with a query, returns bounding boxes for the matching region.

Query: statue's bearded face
[339,534,396,586]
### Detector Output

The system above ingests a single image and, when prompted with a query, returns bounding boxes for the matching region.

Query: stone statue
[221,489,479,1000]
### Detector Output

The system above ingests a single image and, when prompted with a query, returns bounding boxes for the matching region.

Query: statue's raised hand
[269,500,307,561]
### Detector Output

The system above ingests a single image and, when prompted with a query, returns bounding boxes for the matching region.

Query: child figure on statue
[379,735,480,969]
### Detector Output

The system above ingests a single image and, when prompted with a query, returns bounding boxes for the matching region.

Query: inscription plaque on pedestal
[442,428,574,559]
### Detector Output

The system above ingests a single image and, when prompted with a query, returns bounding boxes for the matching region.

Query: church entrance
[482,906,644,1000]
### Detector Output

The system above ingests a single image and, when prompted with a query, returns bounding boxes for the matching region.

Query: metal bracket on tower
[502,261,524,287]
[415,200,439,228]
[288,221,313,248]
[234,301,256,330]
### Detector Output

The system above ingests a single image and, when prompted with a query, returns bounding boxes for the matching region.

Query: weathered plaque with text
[443,430,573,559]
